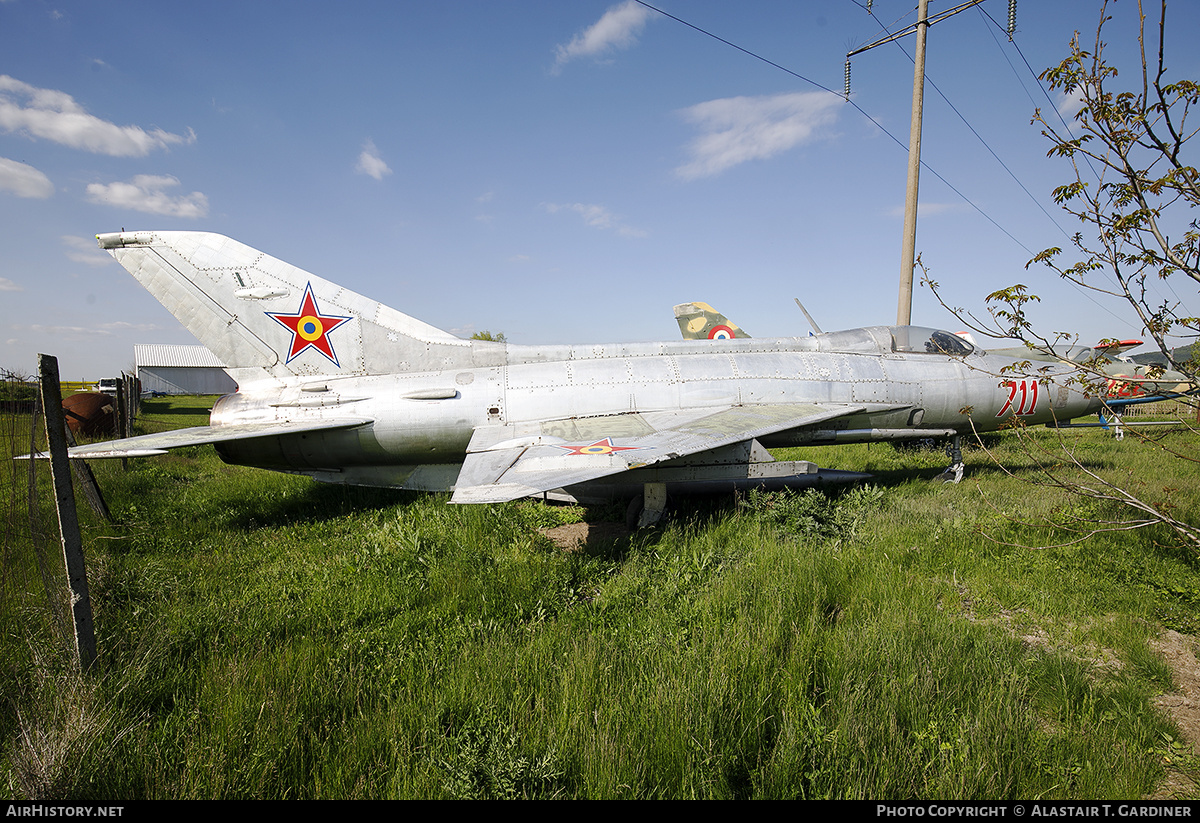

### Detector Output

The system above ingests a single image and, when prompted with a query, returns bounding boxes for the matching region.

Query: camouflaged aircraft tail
[672,302,750,341]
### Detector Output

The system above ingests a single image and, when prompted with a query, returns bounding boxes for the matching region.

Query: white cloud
[544,202,647,238]
[85,174,209,218]
[0,156,53,198]
[355,138,391,180]
[16,321,162,337]
[1056,88,1086,119]
[0,76,195,157]
[61,235,112,266]
[0,277,22,292]
[474,192,497,224]
[675,91,841,180]
[24,324,109,336]
[98,320,163,333]
[553,0,654,71]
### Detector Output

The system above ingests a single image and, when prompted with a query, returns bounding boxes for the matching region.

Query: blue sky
[1,0,1196,379]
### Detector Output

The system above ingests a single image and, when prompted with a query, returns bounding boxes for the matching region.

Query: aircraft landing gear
[937,435,964,484]
[626,482,668,529]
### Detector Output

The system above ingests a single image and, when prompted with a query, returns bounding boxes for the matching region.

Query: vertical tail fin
[98,231,478,387]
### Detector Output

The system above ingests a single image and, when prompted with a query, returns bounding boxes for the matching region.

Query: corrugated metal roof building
[134,344,238,395]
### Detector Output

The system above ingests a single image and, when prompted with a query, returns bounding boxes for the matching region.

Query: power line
[849,2,1069,250]
[974,3,1180,316]
[633,0,1137,328]
[632,0,840,96]
[634,0,1032,254]
[978,2,1103,183]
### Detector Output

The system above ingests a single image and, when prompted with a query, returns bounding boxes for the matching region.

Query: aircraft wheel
[625,496,644,530]
[935,462,964,484]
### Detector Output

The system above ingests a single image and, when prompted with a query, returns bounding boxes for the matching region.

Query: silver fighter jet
[74,231,1103,524]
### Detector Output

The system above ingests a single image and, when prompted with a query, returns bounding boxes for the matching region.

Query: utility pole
[845,0,1006,326]
[897,0,929,327]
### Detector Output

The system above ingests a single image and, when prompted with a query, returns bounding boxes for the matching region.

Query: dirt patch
[954,589,1200,797]
[1150,630,1200,799]
[538,521,630,551]
[1152,630,1200,745]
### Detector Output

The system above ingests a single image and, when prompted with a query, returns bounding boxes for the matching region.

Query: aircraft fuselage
[209,329,1099,491]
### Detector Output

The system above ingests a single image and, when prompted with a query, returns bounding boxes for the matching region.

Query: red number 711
[997,379,1039,416]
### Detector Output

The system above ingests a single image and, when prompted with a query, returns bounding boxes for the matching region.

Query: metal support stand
[627,482,668,529]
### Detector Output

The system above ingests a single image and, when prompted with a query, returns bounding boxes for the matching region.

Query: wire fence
[3,363,150,673]
[1115,398,1196,418]
[1,376,71,652]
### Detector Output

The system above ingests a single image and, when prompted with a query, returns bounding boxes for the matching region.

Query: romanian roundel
[555,437,643,456]
[708,325,735,340]
[265,283,352,366]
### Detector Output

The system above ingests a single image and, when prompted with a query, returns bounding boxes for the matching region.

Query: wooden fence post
[112,379,128,471]
[38,354,97,669]
[123,372,138,433]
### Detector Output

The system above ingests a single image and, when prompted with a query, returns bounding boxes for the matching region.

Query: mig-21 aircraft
[64,231,1110,525]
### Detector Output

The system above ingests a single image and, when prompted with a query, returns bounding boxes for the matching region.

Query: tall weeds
[1,396,1196,798]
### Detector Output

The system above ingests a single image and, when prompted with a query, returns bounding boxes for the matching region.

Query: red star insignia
[554,437,643,456]
[265,283,352,366]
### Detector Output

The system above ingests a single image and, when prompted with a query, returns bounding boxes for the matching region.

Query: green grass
[2,396,1199,798]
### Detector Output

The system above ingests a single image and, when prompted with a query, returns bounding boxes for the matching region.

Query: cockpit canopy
[889,326,975,357]
[801,325,977,357]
